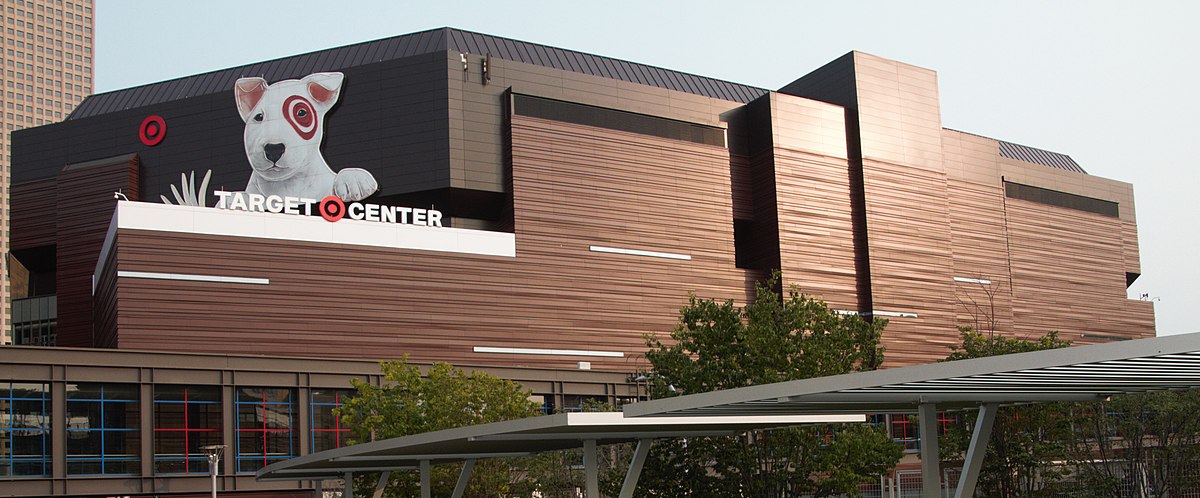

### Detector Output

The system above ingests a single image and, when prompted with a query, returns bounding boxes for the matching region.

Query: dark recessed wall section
[1004,181,1119,218]
[512,94,725,147]
[727,95,780,271]
[12,53,452,203]
[376,188,507,224]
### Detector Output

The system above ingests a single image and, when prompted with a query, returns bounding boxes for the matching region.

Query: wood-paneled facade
[3,28,1155,497]
[10,35,1152,371]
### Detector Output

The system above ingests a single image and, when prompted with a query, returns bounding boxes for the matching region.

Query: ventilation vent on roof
[998,141,1086,174]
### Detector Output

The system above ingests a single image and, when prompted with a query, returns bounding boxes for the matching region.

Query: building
[2,0,95,345]
[0,27,1153,496]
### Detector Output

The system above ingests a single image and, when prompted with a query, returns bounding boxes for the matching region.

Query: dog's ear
[235,77,268,122]
[303,72,345,111]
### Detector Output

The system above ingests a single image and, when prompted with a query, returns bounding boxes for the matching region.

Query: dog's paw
[333,168,379,201]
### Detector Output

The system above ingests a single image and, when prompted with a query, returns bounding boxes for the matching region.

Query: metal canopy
[257,412,861,497]
[624,332,1200,418]
[623,332,1200,498]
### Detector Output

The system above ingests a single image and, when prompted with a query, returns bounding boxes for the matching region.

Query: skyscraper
[1,0,93,344]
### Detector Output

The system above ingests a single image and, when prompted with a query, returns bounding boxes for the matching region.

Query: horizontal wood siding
[945,179,1015,335]
[11,178,57,251]
[861,158,957,365]
[55,156,139,347]
[106,115,746,371]
[1005,198,1153,343]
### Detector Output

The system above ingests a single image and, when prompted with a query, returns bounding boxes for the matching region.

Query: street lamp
[201,444,226,498]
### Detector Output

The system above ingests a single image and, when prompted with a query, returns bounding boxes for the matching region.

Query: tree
[1067,390,1200,498]
[523,400,637,498]
[639,272,902,497]
[938,329,1074,498]
[333,358,542,498]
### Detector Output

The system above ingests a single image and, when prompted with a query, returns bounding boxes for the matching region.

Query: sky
[94,1,1199,336]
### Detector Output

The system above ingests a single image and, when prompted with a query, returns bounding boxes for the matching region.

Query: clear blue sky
[95,1,1199,336]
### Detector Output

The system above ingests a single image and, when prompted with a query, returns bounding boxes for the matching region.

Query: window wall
[153,385,222,474]
[65,383,139,475]
[235,387,297,473]
[0,382,49,477]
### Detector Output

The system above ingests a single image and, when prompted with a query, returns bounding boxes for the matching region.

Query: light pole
[201,444,226,498]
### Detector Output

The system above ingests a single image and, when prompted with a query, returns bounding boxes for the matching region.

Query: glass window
[153,386,221,474]
[889,414,918,452]
[0,382,49,477]
[235,387,296,473]
[310,389,353,452]
[66,383,139,475]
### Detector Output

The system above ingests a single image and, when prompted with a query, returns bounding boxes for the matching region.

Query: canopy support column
[371,470,390,498]
[451,459,476,498]
[583,439,599,498]
[344,472,354,498]
[618,438,653,498]
[419,460,431,498]
[954,403,998,498]
[918,402,940,498]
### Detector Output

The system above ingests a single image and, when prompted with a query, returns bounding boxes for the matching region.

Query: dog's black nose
[264,143,285,163]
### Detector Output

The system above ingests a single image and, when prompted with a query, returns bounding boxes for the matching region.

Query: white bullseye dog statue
[233,72,378,201]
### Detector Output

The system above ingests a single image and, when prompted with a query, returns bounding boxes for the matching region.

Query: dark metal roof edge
[943,127,1087,174]
[72,27,453,119]
[447,27,767,98]
[75,27,768,119]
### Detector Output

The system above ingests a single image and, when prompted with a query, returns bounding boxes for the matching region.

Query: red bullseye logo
[319,196,345,222]
[283,95,317,140]
[139,115,166,146]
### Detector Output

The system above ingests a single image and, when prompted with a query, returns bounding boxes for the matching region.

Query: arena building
[0,27,1153,496]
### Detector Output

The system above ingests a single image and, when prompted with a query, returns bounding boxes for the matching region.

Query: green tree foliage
[639,272,901,497]
[333,358,542,498]
[1067,390,1200,498]
[939,329,1074,498]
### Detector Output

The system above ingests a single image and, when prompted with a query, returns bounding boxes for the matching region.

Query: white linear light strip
[117,271,270,285]
[870,310,919,318]
[589,245,691,261]
[834,310,917,318]
[954,276,993,285]
[473,346,624,358]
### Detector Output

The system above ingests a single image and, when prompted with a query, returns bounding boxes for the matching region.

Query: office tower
[1,0,94,344]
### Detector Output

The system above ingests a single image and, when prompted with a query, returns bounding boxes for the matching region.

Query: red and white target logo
[318,195,345,222]
[282,95,318,140]
[139,115,166,146]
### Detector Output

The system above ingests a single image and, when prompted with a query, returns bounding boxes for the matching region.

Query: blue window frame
[65,383,140,476]
[0,382,50,477]
[235,387,297,473]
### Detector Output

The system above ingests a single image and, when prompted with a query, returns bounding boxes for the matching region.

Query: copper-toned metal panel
[946,178,1015,335]
[1005,198,1154,342]
[105,116,747,371]
[774,147,859,309]
[860,158,957,366]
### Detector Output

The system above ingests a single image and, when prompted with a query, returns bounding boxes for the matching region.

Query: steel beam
[918,403,940,498]
[451,459,476,498]
[618,439,653,498]
[583,439,599,498]
[371,470,390,498]
[954,403,998,498]
[419,460,431,498]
